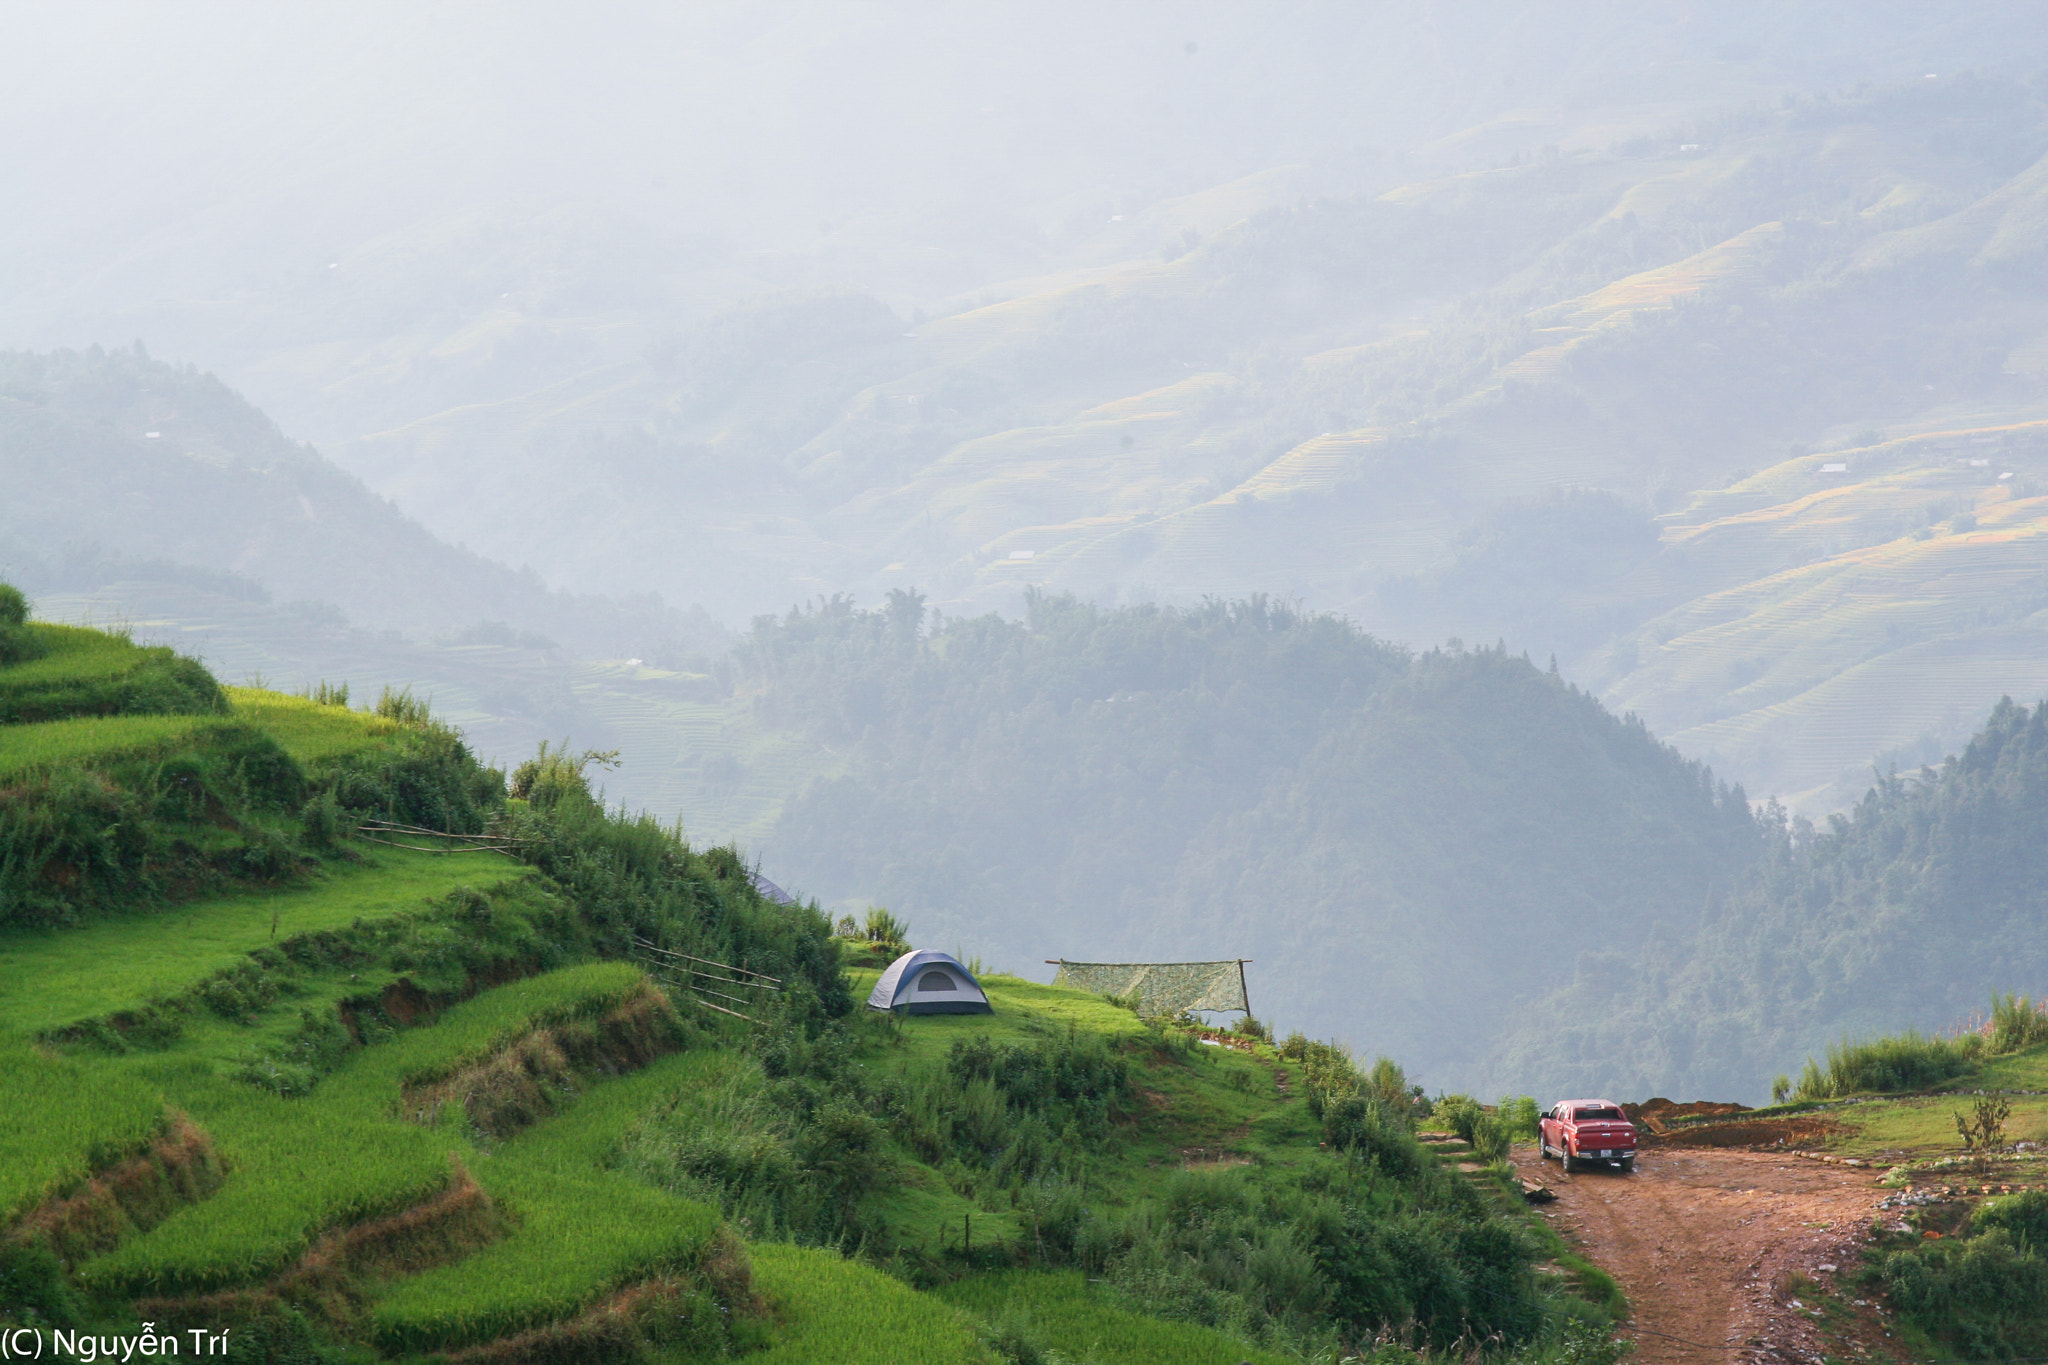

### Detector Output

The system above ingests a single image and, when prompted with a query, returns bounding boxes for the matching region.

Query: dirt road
[1511,1146,1893,1365]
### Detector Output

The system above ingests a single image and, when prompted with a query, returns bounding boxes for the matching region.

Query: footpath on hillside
[1511,1145,1892,1365]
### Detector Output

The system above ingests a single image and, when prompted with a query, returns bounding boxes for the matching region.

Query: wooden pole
[354,832,518,855]
[632,939,783,984]
[1238,959,1252,1021]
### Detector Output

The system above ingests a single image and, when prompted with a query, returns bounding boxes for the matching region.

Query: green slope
[3,611,1611,1364]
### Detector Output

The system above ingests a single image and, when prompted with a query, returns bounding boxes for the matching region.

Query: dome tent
[867,949,992,1015]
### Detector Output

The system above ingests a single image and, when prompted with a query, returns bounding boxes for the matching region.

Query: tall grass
[1794,1031,1982,1100]
[373,685,437,729]
[1989,993,2048,1053]
[1793,993,2048,1101]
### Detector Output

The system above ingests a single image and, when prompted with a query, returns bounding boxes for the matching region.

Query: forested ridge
[739,591,1762,1094]
[731,590,2048,1100]
[1507,695,2048,1100]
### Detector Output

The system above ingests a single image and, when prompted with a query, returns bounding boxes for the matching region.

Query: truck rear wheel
[1560,1143,1577,1174]
[1621,1156,1635,1173]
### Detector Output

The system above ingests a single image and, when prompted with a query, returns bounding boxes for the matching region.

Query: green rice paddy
[78,963,700,1300]
[222,686,400,764]
[0,845,523,1035]
[0,1037,166,1223]
[937,1269,1297,1365]
[369,1049,725,1351]
[746,1243,993,1364]
[0,625,154,690]
[0,713,227,777]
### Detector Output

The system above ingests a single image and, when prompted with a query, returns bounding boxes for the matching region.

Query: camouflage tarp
[1050,959,1248,1017]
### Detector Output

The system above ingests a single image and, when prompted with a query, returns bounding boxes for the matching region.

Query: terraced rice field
[0,712,228,776]
[0,845,522,1034]
[744,1243,991,1364]
[0,1036,167,1223]
[223,686,401,762]
[70,961,720,1327]
[1605,435,2048,802]
[936,1270,1295,1365]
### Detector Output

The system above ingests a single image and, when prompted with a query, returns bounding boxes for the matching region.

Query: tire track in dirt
[1512,1146,1892,1365]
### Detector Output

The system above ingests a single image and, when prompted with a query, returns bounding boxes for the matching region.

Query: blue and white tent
[867,949,993,1015]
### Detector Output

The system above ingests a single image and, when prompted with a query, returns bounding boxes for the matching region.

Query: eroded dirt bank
[1510,1146,1894,1365]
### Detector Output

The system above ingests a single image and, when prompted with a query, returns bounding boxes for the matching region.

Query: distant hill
[730,592,1762,1095]
[1500,693,2048,1102]
[733,595,2048,1101]
[135,64,2048,809]
[0,346,720,657]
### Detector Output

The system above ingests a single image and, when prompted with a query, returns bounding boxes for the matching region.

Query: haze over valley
[7,1,2048,1099]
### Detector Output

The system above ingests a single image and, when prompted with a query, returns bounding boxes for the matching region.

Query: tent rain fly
[1048,959,1250,1018]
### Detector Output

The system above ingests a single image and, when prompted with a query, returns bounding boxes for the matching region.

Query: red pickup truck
[1539,1099,1638,1172]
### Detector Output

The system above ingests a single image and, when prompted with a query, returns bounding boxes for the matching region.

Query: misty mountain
[0,346,721,659]
[15,35,2035,806]
[6,1,2048,1105]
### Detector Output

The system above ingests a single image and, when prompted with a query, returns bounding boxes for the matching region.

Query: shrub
[0,766,154,928]
[1496,1095,1541,1143]
[1956,1094,2012,1160]
[507,739,620,809]
[0,582,42,665]
[1470,1114,1510,1164]
[0,1237,82,1328]
[1975,1190,2048,1250]
[1881,1227,2048,1356]
[1437,1094,1484,1145]
[331,726,503,832]
[1323,1094,1423,1178]
[860,905,911,952]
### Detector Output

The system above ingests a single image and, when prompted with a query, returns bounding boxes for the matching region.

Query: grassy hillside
[1597,424,2048,805]
[19,578,777,839]
[0,607,1627,1364]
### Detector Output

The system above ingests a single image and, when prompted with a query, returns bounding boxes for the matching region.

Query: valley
[9,7,2048,1357]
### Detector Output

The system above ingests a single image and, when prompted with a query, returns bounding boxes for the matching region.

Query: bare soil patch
[1649,1117,1845,1149]
[1512,1145,1895,1365]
